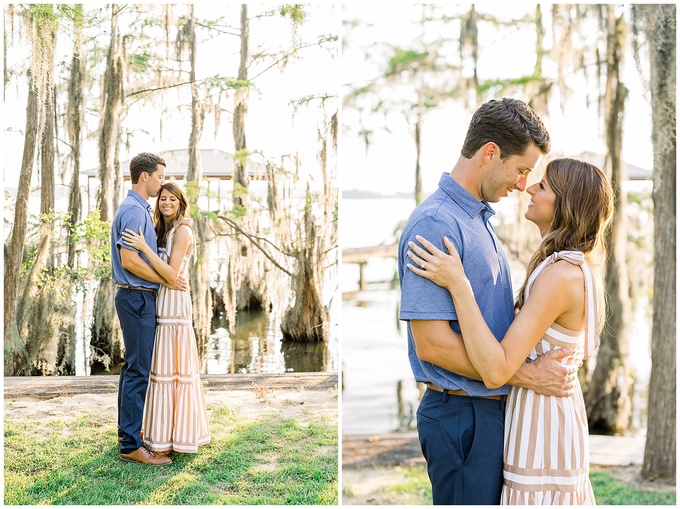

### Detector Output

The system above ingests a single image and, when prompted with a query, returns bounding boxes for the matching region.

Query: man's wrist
[508,361,536,391]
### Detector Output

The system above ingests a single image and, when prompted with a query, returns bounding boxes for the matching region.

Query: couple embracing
[399,99,613,504]
[112,153,210,466]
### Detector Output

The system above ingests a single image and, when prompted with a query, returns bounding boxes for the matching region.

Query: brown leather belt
[117,284,156,294]
[427,383,504,401]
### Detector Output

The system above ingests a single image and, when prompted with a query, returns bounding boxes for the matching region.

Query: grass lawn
[5,402,338,505]
[342,465,676,505]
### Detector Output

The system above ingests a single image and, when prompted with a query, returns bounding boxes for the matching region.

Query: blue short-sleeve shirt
[398,172,515,396]
[111,190,160,289]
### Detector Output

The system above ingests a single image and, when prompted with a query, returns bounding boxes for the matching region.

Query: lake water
[78,269,339,377]
[341,197,652,436]
[85,308,338,376]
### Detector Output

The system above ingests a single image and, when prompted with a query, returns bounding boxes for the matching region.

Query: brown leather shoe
[120,446,172,466]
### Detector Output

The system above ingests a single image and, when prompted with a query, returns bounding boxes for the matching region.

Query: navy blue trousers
[115,288,157,454]
[417,388,505,505]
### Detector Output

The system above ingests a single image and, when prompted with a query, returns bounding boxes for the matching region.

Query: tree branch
[126,75,240,98]
[249,38,336,83]
[217,214,293,277]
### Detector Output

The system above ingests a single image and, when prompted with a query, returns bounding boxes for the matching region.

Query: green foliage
[280,5,307,26]
[70,210,111,282]
[231,204,247,219]
[205,77,250,91]
[129,52,151,73]
[191,209,218,223]
[477,75,538,95]
[348,83,375,99]
[387,48,430,76]
[18,209,111,303]
[232,182,250,198]
[56,4,87,26]
[24,4,58,22]
[234,149,250,167]
[289,93,337,114]
[184,180,200,203]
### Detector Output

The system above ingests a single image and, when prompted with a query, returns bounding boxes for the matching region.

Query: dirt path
[5,374,338,433]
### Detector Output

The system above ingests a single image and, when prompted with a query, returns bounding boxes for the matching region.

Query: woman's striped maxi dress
[142,220,210,453]
[501,251,598,505]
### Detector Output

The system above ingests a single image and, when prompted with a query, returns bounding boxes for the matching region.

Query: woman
[122,181,210,455]
[406,158,613,504]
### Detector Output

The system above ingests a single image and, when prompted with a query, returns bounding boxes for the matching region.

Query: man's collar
[437,173,495,219]
[128,189,151,209]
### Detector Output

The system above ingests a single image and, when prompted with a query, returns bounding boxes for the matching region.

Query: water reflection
[205,310,337,374]
[92,309,337,375]
[395,380,415,432]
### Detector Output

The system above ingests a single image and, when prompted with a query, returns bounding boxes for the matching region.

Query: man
[398,98,576,504]
[112,152,182,466]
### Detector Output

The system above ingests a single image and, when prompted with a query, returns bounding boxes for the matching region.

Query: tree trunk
[639,3,676,481]
[26,16,60,373]
[232,4,250,211]
[60,4,86,375]
[4,9,49,375]
[281,183,329,342]
[281,109,337,342]
[92,4,125,369]
[228,3,269,315]
[414,106,423,205]
[66,4,84,269]
[585,6,632,434]
[515,5,548,266]
[185,5,212,355]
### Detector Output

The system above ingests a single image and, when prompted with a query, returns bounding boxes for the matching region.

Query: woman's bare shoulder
[536,259,584,289]
[174,221,194,242]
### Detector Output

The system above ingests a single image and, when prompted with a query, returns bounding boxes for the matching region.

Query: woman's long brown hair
[153,181,192,248]
[515,158,614,332]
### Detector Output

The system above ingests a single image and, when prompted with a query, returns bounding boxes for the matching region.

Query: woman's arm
[122,226,192,285]
[407,235,581,389]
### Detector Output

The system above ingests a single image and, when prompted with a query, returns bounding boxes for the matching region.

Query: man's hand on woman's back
[510,348,578,397]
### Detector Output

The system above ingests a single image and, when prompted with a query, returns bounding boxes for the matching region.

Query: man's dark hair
[460,98,551,160]
[130,152,166,184]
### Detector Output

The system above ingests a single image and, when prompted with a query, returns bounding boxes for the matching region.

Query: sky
[340,3,655,195]
[3,4,339,195]
[1,3,657,201]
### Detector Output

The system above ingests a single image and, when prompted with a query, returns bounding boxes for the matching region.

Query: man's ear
[480,142,499,163]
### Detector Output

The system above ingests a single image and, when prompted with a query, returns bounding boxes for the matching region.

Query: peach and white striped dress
[143,220,210,453]
[501,251,598,505]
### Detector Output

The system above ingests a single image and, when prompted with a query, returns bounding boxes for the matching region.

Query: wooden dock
[342,243,398,289]
[4,373,338,399]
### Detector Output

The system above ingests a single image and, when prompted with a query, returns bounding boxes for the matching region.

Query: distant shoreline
[342,190,420,199]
